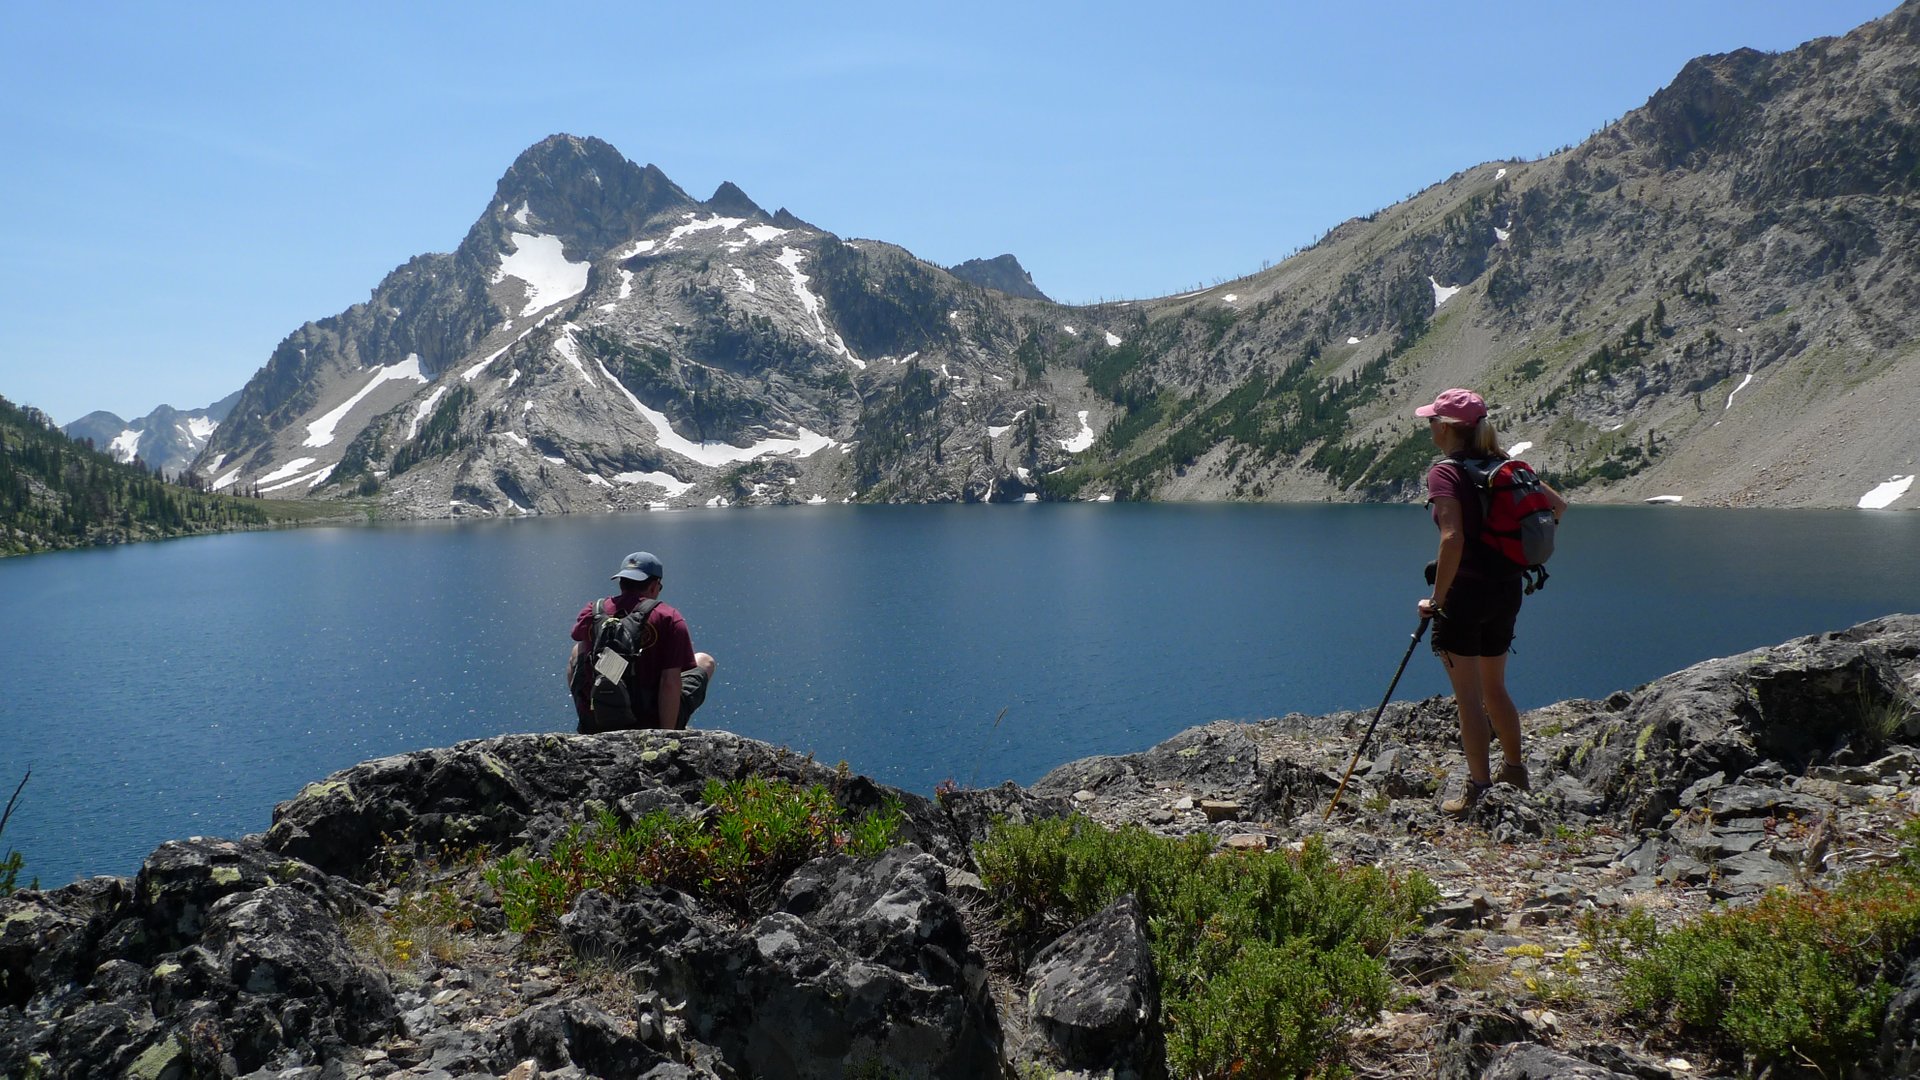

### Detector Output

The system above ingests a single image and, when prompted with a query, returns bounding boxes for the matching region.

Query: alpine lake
[4,501,1918,887]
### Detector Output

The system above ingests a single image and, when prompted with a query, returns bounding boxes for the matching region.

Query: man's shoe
[1442,780,1492,816]
[1496,762,1531,791]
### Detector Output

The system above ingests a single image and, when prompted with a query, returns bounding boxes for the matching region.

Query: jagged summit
[1620,5,1920,201]
[706,181,765,219]
[478,134,695,257]
[947,254,1049,302]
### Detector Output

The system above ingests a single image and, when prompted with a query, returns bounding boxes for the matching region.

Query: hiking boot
[1442,780,1492,816]
[1496,761,1531,791]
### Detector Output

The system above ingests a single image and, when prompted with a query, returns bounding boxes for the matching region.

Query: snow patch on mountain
[775,246,865,369]
[494,233,589,316]
[257,457,318,487]
[554,328,592,382]
[303,355,428,448]
[729,267,757,293]
[1104,332,1122,347]
[595,358,833,467]
[1060,411,1097,453]
[109,428,141,462]
[665,214,747,250]
[407,386,449,441]
[259,464,334,494]
[1859,475,1914,509]
[1430,277,1462,307]
[1726,371,1755,410]
[614,470,694,496]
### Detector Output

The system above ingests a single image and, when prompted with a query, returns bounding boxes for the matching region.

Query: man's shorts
[1432,574,1524,658]
[677,666,709,722]
[569,660,711,731]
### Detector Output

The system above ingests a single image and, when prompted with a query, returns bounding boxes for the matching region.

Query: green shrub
[975,816,1437,1078]
[486,776,902,934]
[1620,821,1920,1075]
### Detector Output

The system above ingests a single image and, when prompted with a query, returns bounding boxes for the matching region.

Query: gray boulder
[1878,950,1920,1077]
[648,847,1002,1079]
[1479,1042,1642,1078]
[560,885,709,966]
[264,730,965,879]
[492,998,670,1079]
[937,782,1073,853]
[1565,620,1920,829]
[1024,893,1165,1080]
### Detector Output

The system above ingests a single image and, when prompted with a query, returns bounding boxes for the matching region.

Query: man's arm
[656,667,684,730]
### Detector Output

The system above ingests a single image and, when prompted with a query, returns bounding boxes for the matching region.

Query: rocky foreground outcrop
[4,616,1920,1079]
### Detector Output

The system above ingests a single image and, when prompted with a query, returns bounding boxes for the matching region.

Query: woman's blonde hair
[1441,415,1506,458]
[1467,416,1506,458]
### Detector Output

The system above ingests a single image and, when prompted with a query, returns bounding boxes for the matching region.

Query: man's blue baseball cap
[612,551,664,582]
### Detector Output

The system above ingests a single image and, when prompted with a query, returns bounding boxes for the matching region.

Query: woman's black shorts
[1433,574,1524,657]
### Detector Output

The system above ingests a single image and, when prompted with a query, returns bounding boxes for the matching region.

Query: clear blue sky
[0,1,1899,424]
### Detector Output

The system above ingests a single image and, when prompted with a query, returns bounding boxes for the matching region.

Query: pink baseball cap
[1414,388,1487,425]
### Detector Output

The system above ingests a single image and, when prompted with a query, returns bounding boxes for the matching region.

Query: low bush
[1621,821,1920,1075]
[486,776,901,934]
[348,839,483,971]
[975,816,1438,1078]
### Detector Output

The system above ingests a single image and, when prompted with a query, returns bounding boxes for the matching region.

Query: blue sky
[0,1,1899,425]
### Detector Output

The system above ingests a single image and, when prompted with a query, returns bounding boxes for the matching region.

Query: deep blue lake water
[3,502,1918,886]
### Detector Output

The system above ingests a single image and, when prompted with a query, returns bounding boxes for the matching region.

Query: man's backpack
[1453,457,1558,593]
[570,597,661,733]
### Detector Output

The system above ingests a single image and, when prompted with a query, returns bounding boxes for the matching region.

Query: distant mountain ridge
[63,391,241,478]
[1,394,275,555]
[174,2,1919,514]
[947,255,1050,302]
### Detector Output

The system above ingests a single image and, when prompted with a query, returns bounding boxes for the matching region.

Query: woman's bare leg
[1478,653,1524,767]
[1441,651,1493,784]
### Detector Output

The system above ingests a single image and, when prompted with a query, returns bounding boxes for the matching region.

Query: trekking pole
[1324,617,1431,822]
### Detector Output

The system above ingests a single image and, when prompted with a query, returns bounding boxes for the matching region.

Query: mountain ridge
[159,3,1920,516]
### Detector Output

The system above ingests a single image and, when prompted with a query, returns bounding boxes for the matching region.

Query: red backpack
[1453,457,1557,593]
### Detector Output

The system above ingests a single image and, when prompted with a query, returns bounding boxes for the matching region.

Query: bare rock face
[1025,893,1165,1080]
[0,838,392,1078]
[263,728,967,879]
[1564,615,1920,829]
[643,846,1002,1080]
[1478,1041,1642,1079]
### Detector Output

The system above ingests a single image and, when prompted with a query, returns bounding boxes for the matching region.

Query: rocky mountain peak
[474,133,696,257]
[947,253,1050,301]
[706,180,765,219]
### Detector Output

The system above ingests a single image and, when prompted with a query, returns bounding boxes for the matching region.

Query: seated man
[568,551,717,732]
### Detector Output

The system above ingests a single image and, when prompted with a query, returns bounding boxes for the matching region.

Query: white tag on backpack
[594,650,628,683]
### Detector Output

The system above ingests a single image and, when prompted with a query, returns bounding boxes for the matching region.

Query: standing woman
[1413,389,1567,814]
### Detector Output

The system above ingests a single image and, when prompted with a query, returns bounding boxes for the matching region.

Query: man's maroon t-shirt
[572,596,697,687]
